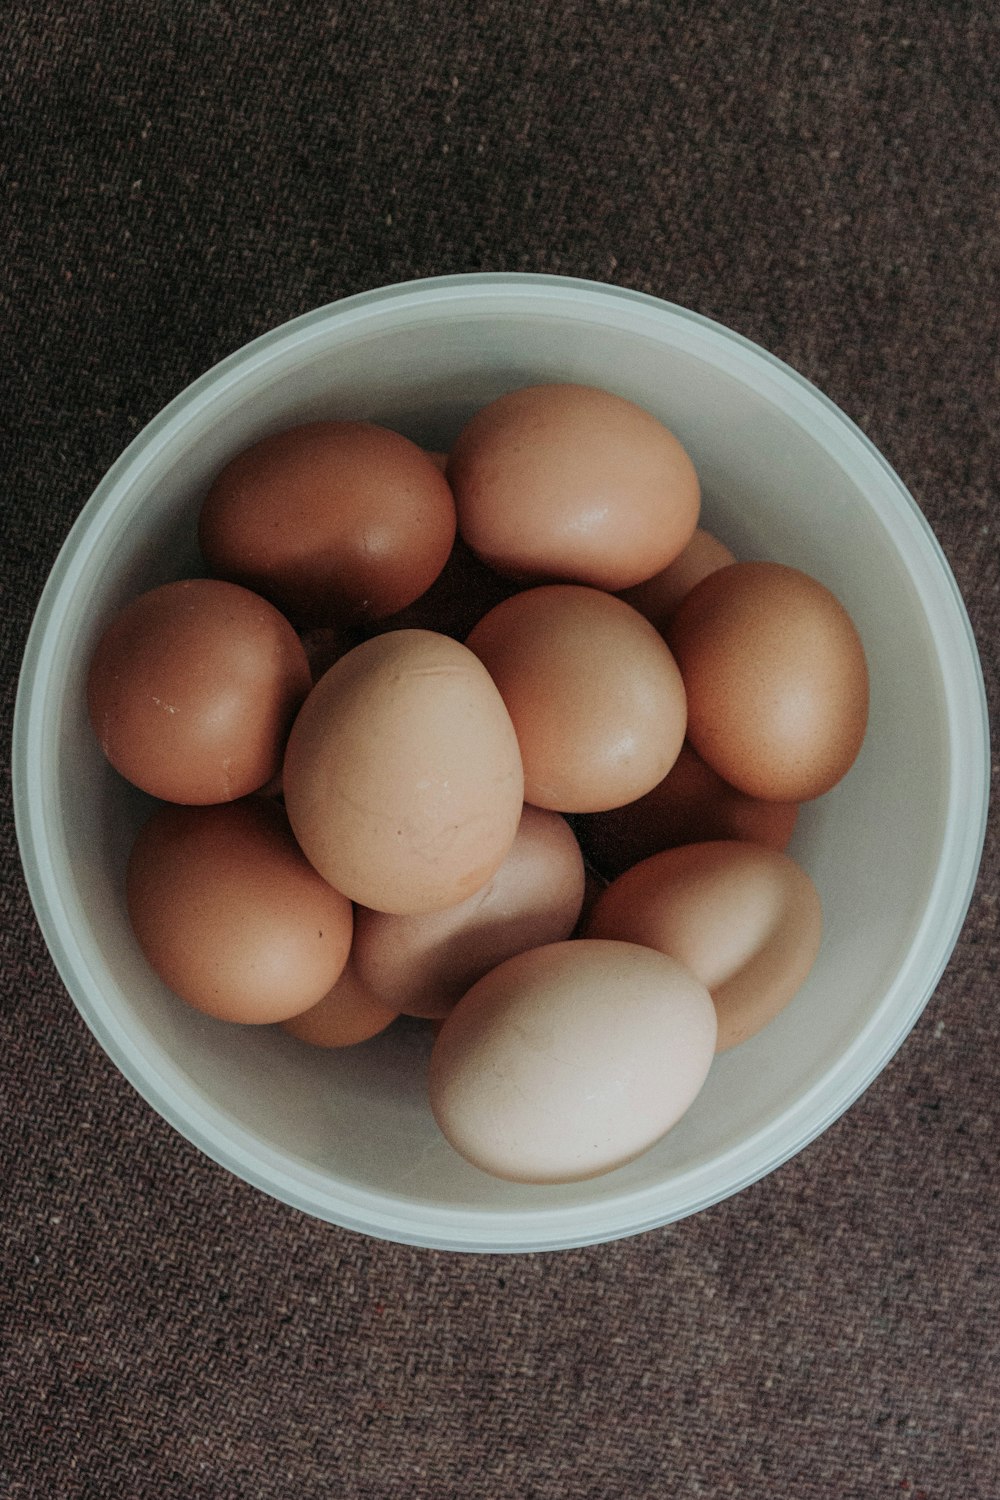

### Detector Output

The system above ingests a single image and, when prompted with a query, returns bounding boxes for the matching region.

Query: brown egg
[298,626,352,684]
[428,939,717,1183]
[573,863,610,937]
[282,630,524,915]
[263,625,358,800]
[280,960,398,1048]
[448,384,700,589]
[667,561,869,801]
[367,537,522,641]
[126,797,354,1024]
[199,421,457,626]
[619,527,736,633]
[465,585,687,814]
[578,743,798,878]
[352,804,586,1019]
[426,450,449,472]
[586,841,823,1050]
[258,767,285,800]
[87,579,311,805]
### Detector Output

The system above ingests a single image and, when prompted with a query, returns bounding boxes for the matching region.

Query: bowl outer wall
[12,273,991,1251]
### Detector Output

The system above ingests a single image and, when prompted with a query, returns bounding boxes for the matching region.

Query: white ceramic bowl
[14,274,990,1251]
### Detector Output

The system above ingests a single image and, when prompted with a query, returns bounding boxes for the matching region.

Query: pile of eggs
[86,383,869,1185]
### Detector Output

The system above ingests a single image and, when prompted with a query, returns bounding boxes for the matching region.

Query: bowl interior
[18,278,987,1249]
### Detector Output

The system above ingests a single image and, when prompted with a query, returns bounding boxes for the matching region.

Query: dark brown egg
[199,421,456,626]
[298,626,352,684]
[126,797,354,1024]
[367,538,522,642]
[578,743,798,877]
[87,578,311,805]
[667,561,869,801]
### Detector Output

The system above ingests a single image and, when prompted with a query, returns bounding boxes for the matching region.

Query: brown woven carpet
[3,2,998,1496]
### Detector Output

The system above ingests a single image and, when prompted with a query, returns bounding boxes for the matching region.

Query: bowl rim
[13,271,992,1252]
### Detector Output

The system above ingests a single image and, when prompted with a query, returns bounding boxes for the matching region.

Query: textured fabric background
[3,2,998,1496]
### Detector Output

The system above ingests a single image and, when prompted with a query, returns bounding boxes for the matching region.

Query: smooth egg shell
[280,960,398,1048]
[619,527,736,634]
[126,797,354,1024]
[586,841,823,1050]
[667,561,869,801]
[448,383,700,589]
[369,537,523,642]
[282,629,524,915]
[465,585,687,814]
[428,939,717,1183]
[86,578,311,805]
[352,804,585,1019]
[578,742,798,878]
[199,421,456,625]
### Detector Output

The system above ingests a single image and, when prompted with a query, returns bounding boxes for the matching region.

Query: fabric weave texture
[2,3,998,1496]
